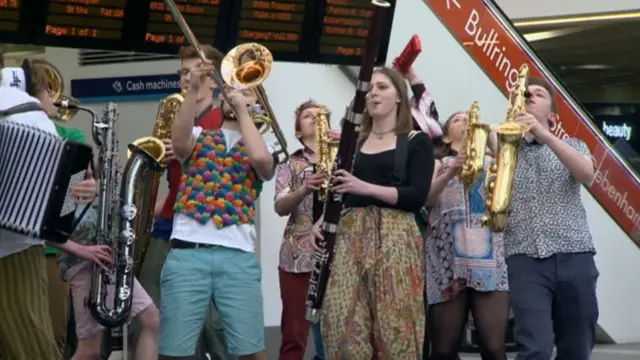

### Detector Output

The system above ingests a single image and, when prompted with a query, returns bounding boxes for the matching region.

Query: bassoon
[305,0,391,323]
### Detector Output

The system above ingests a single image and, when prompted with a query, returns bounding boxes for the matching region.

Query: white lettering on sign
[124,79,179,92]
[602,121,632,141]
[446,0,461,10]
[464,9,520,92]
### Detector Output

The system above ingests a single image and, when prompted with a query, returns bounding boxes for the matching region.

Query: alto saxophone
[459,101,490,189]
[315,106,339,201]
[128,89,185,275]
[482,64,532,232]
[89,102,165,328]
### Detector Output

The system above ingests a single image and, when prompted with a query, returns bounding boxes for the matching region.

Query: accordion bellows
[0,121,93,243]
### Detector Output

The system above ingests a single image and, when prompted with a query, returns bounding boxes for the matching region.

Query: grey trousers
[507,252,599,360]
[131,237,236,360]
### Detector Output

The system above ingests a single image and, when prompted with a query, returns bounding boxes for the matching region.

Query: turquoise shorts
[158,245,264,356]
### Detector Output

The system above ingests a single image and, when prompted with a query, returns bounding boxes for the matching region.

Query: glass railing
[423,0,640,244]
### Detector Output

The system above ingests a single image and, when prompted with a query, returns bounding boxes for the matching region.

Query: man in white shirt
[159,58,276,360]
[0,67,103,360]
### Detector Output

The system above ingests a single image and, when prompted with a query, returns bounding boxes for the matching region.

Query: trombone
[36,59,81,122]
[162,0,289,164]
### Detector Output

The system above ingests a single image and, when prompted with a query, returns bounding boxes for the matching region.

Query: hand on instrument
[445,153,465,178]
[75,244,112,270]
[327,129,341,141]
[301,172,325,195]
[311,218,324,241]
[403,66,419,83]
[331,169,369,196]
[71,167,97,204]
[188,60,214,93]
[515,112,553,143]
[162,139,177,164]
[224,87,251,117]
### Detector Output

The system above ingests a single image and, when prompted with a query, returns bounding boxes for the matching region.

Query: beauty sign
[425,0,640,245]
[601,122,633,141]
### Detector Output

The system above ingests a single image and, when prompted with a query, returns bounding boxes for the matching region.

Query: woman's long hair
[434,111,466,159]
[360,67,413,137]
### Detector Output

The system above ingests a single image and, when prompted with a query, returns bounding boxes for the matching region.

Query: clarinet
[306,0,391,323]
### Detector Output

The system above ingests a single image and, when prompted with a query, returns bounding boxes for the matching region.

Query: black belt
[170,239,217,249]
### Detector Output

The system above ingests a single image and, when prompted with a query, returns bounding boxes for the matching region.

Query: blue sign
[71,73,180,103]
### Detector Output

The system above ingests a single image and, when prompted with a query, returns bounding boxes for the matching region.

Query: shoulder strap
[0,102,44,118]
[391,134,409,185]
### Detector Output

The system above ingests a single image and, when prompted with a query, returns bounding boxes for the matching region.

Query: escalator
[380,0,640,344]
[423,0,640,241]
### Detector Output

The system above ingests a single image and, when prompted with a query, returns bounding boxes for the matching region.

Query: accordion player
[0,102,93,243]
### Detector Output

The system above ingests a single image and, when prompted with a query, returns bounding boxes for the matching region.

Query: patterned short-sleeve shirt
[505,137,595,258]
[274,149,318,273]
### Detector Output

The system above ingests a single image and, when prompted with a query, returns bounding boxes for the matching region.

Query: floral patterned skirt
[322,207,424,360]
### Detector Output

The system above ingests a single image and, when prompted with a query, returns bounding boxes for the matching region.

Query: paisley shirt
[274,149,318,273]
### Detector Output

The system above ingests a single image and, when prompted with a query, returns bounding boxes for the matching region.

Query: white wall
[391,0,640,343]
[495,0,640,19]
[44,46,355,327]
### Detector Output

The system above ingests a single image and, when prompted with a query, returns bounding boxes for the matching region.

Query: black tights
[427,289,510,360]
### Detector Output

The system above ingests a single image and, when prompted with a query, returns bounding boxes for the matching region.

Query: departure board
[231,0,310,61]
[41,0,129,43]
[312,0,394,66]
[0,0,396,66]
[0,0,20,33]
[143,0,222,49]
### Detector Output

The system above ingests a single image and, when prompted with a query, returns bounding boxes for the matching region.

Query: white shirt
[171,126,270,252]
[0,86,58,258]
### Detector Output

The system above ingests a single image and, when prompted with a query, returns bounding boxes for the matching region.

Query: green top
[46,124,88,255]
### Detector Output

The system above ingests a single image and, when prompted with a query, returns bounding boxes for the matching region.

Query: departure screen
[227,0,308,61]
[1,0,395,66]
[144,0,221,48]
[39,0,129,47]
[312,0,394,65]
[0,0,20,32]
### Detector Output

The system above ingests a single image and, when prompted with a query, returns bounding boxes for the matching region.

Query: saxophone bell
[481,64,531,232]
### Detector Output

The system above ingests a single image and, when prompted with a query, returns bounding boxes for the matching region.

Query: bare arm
[426,160,455,206]
[154,194,167,217]
[172,89,199,160]
[237,107,275,180]
[275,187,308,217]
[546,137,595,185]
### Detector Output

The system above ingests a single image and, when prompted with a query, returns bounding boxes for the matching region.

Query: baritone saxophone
[459,101,491,189]
[127,89,186,276]
[315,106,339,201]
[482,64,532,232]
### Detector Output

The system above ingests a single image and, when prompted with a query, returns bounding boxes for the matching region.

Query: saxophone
[459,101,490,189]
[315,105,339,201]
[89,102,165,328]
[128,89,185,275]
[481,64,532,232]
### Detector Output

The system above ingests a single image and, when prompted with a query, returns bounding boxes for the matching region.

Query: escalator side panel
[424,0,640,243]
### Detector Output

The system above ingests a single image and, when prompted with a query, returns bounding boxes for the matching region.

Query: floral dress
[425,156,509,305]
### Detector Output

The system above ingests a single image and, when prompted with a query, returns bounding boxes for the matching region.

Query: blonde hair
[360,67,413,137]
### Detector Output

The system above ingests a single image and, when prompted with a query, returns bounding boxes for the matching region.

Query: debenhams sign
[601,121,633,141]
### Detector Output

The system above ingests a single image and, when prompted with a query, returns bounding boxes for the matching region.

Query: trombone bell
[56,95,80,122]
[221,43,273,89]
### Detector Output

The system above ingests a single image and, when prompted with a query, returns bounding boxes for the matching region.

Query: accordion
[0,119,93,243]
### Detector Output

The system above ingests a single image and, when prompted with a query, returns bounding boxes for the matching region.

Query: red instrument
[393,35,422,75]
